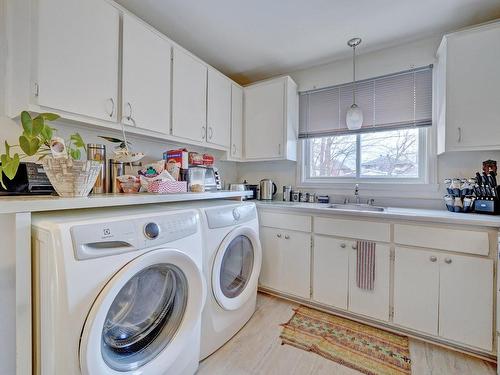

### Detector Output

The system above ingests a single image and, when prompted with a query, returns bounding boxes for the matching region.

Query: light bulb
[346,104,363,130]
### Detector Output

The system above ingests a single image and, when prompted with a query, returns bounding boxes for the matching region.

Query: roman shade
[299,65,433,138]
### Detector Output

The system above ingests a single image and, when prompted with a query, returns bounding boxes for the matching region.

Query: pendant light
[346,37,363,130]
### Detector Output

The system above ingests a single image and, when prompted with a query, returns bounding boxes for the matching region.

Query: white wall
[237,35,500,208]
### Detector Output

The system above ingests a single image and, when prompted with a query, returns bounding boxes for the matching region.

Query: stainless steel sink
[328,203,385,212]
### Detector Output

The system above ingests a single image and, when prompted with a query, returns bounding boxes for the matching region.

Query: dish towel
[356,240,376,291]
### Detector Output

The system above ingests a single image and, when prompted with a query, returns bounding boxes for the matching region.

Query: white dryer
[32,205,206,375]
[197,201,262,359]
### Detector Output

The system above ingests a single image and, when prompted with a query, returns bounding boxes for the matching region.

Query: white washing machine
[197,201,262,360]
[32,205,206,375]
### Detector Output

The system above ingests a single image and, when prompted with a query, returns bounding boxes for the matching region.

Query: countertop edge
[255,202,500,228]
[0,191,253,214]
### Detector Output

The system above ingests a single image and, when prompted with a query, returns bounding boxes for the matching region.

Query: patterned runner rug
[280,306,411,375]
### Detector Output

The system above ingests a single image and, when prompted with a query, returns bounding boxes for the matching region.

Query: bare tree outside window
[307,128,422,180]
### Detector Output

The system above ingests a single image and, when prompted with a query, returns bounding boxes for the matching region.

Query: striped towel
[356,240,376,291]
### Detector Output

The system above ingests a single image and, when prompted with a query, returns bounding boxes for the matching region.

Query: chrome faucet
[354,184,360,204]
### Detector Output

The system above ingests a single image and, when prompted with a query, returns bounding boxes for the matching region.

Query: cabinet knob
[444,257,452,264]
[284,234,290,240]
[340,243,346,248]
[429,256,437,262]
[277,234,282,238]
[352,243,357,250]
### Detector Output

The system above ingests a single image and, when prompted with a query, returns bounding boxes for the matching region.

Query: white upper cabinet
[207,69,231,148]
[122,14,171,134]
[230,84,244,159]
[36,0,119,121]
[436,21,500,153]
[244,76,298,161]
[172,48,208,143]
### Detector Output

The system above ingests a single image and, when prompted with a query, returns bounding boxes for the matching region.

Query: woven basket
[43,158,101,197]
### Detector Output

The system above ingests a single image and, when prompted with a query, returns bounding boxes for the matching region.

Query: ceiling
[115,0,500,84]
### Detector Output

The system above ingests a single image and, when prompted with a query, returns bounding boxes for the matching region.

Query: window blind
[299,65,432,138]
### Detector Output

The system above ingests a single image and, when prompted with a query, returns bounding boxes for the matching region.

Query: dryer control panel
[205,203,257,229]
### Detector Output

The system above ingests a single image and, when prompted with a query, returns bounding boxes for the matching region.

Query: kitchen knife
[489,172,497,187]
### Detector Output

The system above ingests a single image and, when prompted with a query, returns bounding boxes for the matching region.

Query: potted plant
[1,111,101,197]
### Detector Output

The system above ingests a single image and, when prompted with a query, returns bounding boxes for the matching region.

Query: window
[299,66,432,183]
[306,127,426,181]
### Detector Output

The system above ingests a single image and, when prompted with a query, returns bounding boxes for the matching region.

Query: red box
[163,149,188,169]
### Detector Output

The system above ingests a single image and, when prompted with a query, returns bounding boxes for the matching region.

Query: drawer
[394,224,489,256]
[314,217,390,242]
[259,211,312,232]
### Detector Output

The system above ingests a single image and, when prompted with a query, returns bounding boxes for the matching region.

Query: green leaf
[69,148,81,160]
[19,135,40,156]
[4,141,11,158]
[32,116,44,136]
[70,133,86,150]
[40,125,54,143]
[2,153,20,180]
[0,167,6,190]
[39,113,60,121]
[20,111,33,135]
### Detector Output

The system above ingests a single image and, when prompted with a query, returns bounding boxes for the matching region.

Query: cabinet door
[393,247,439,335]
[259,227,310,298]
[244,80,285,159]
[348,243,390,321]
[446,25,500,150]
[230,85,243,159]
[122,14,171,134]
[207,69,231,148]
[172,48,207,142]
[37,0,119,121]
[312,236,349,310]
[439,254,493,351]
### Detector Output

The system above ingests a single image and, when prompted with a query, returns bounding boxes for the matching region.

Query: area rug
[280,306,411,375]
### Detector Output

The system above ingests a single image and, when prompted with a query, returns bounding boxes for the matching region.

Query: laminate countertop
[0,190,252,214]
[255,201,500,228]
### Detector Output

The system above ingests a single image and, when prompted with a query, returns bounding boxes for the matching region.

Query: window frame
[301,127,429,185]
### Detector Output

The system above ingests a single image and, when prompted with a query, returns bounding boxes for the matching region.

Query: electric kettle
[259,179,277,200]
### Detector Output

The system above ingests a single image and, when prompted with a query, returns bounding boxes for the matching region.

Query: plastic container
[188,168,206,192]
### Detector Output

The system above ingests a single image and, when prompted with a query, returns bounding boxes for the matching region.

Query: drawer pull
[284,235,290,240]
[429,256,437,262]
[340,243,346,248]
[444,257,452,264]
[277,234,282,238]
[351,243,357,250]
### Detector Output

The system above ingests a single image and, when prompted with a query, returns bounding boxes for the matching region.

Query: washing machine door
[80,248,204,375]
[212,226,262,311]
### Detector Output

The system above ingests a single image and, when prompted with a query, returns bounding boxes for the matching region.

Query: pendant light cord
[352,45,356,105]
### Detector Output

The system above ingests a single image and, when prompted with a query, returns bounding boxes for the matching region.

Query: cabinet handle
[126,102,133,122]
[340,243,346,248]
[208,127,213,140]
[202,126,206,140]
[444,257,452,264]
[278,143,282,155]
[108,98,115,118]
[351,243,357,250]
[277,234,282,238]
[232,144,237,155]
[457,127,462,143]
[284,234,290,240]
[429,255,437,262]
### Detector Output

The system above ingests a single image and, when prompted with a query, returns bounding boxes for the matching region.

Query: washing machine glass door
[80,248,204,375]
[212,227,262,311]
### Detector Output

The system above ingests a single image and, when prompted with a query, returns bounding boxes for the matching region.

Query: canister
[87,144,106,194]
[282,185,292,202]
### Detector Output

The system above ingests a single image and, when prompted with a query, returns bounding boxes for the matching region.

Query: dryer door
[212,227,262,311]
[80,248,204,375]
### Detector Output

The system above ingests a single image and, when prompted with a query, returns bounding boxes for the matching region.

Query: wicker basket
[43,158,101,197]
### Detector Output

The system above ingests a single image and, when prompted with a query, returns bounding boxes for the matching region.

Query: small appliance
[0,162,54,195]
[187,166,221,192]
[259,179,277,200]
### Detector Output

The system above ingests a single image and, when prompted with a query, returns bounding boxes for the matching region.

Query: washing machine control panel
[206,203,256,229]
[144,222,161,239]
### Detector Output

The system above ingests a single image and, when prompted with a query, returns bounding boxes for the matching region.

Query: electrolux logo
[103,228,112,237]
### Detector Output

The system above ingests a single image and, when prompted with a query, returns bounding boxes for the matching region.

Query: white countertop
[256,201,500,228]
[0,191,251,214]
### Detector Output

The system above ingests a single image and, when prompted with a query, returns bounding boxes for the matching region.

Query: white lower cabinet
[313,235,390,321]
[313,236,349,309]
[348,244,390,321]
[259,227,310,299]
[394,247,493,351]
